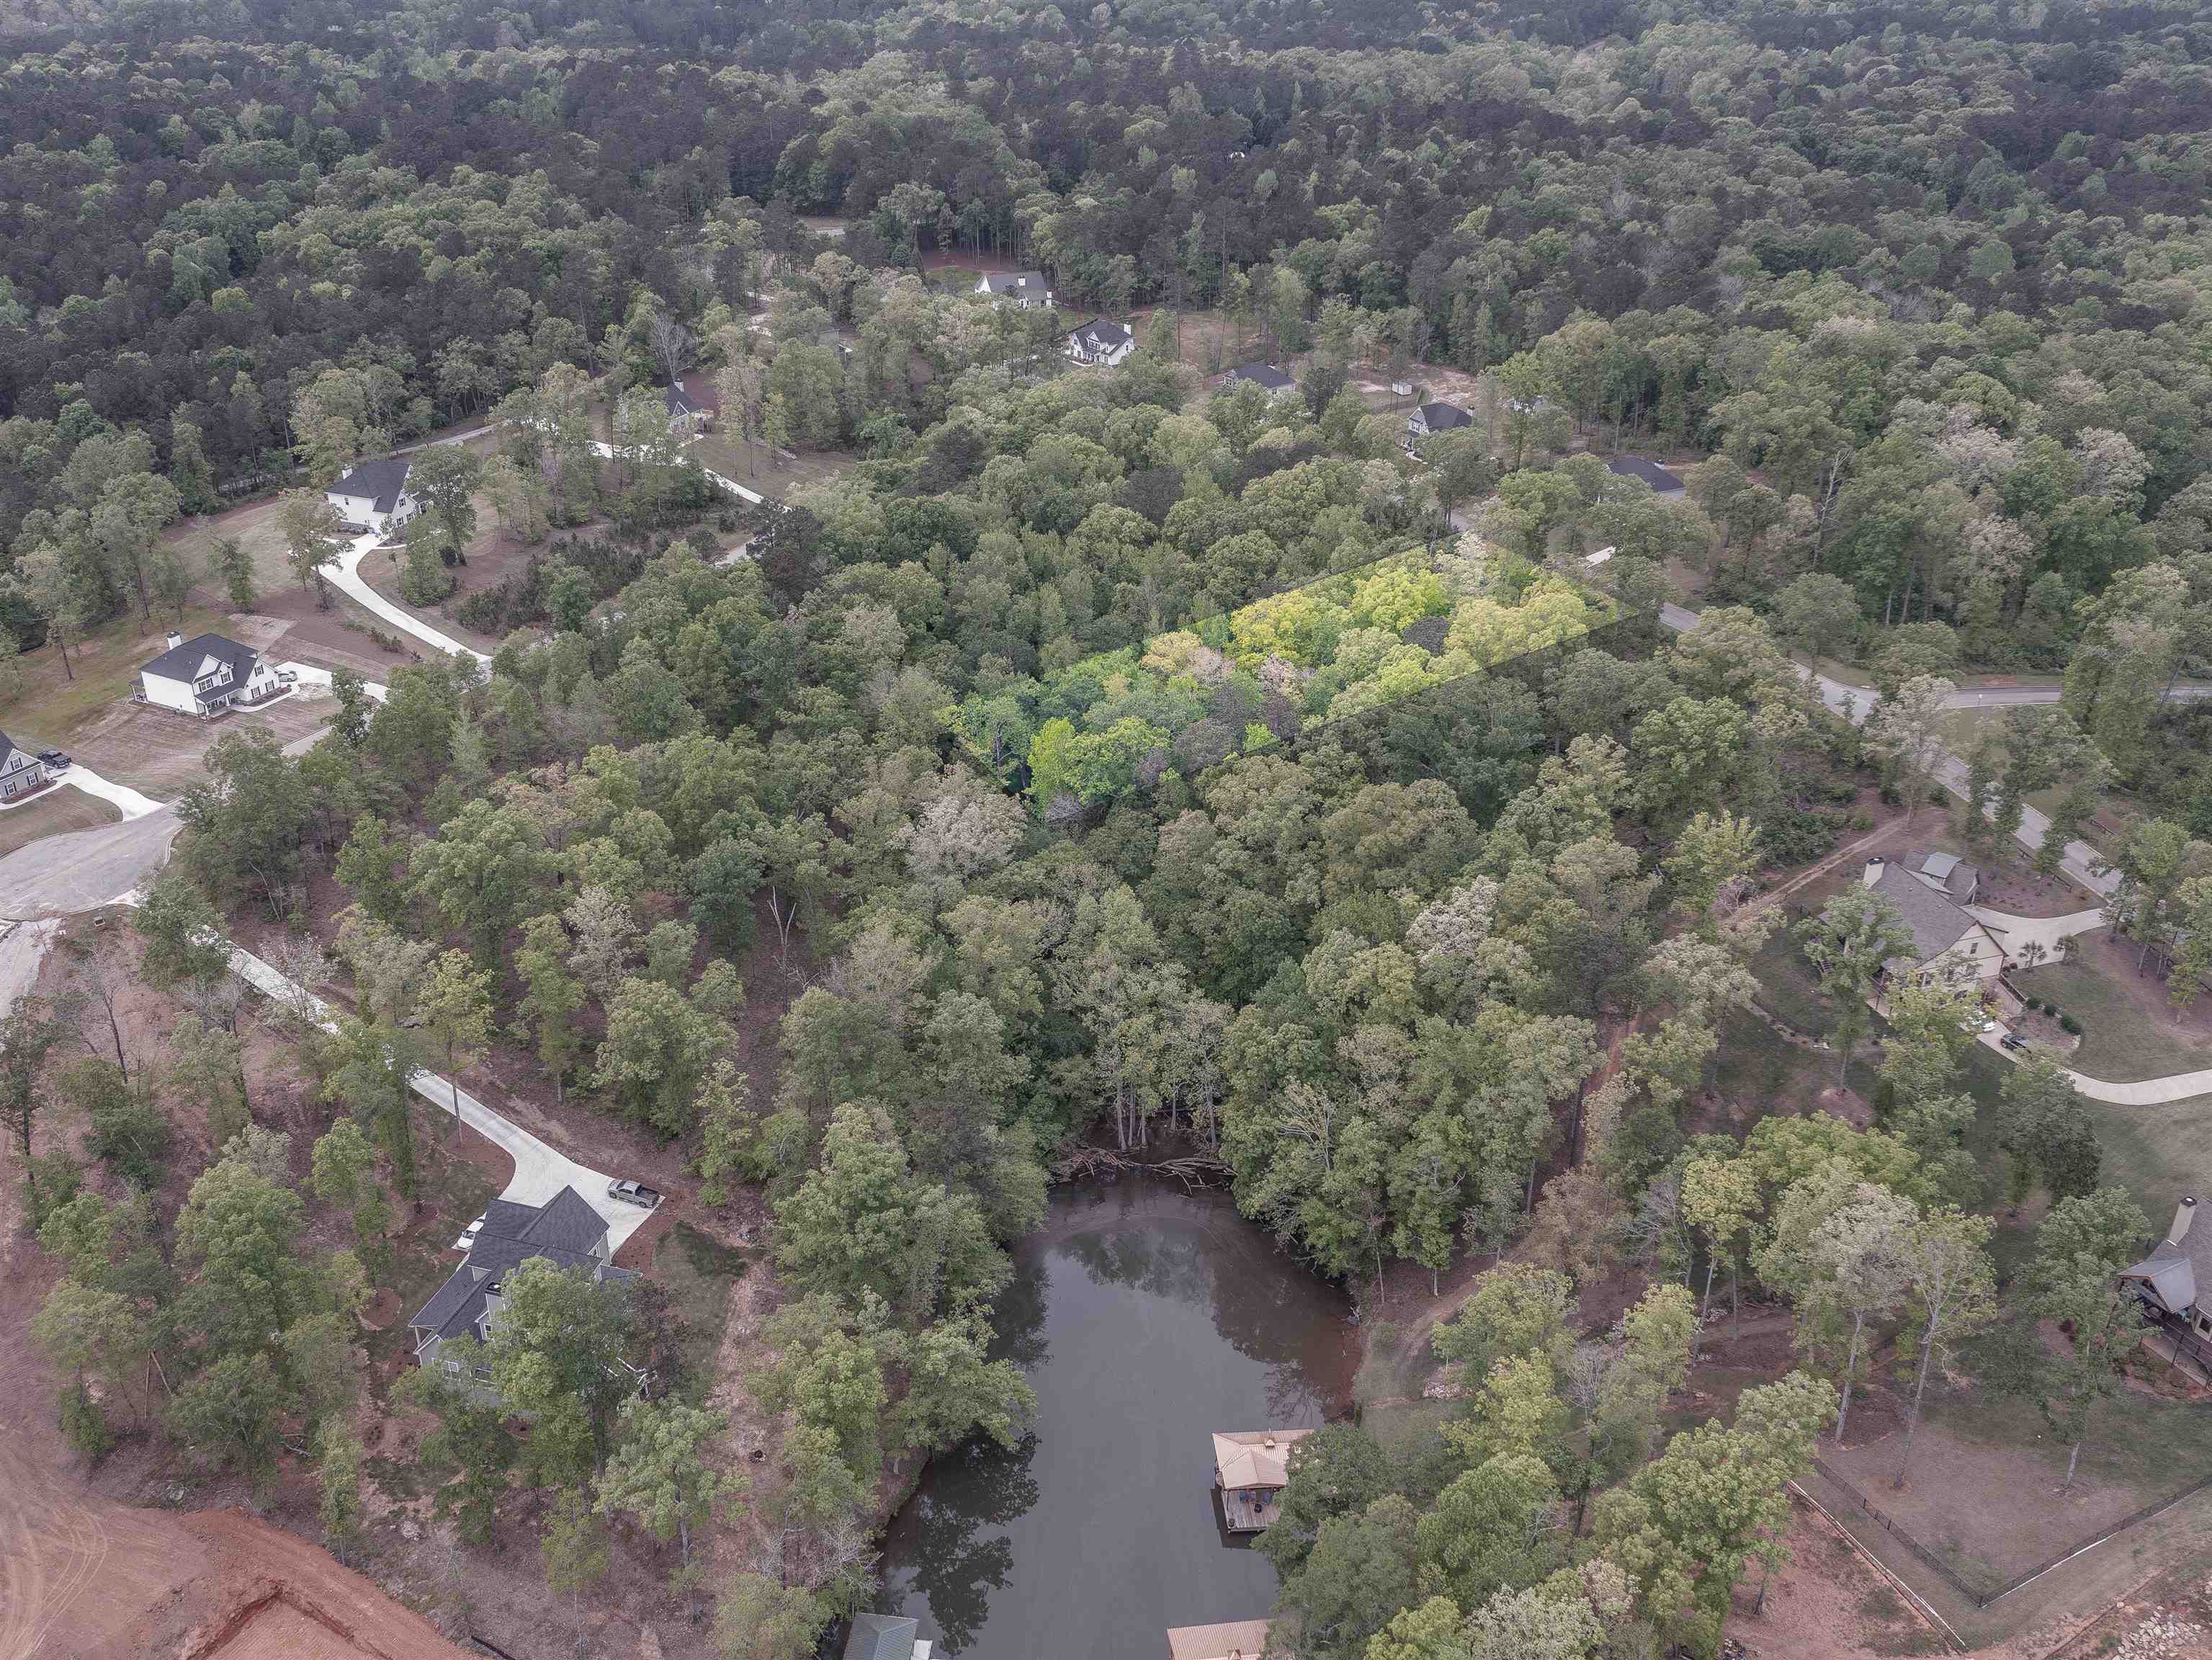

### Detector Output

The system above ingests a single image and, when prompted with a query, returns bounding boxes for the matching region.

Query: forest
[6,0,2212,1657]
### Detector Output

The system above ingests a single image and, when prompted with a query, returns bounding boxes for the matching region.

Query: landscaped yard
[0,602,241,751]
[2014,955,2212,1084]
[0,787,120,858]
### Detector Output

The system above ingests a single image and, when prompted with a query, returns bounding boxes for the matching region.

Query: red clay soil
[0,1243,473,1660]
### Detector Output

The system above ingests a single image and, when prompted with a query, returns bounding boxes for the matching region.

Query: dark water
[879,1180,1358,1660]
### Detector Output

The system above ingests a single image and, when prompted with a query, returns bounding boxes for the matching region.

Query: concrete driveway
[318,534,491,664]
[1966,906,2108,959]
[226,940,655,1251]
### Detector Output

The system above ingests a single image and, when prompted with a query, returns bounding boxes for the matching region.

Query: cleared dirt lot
[68,688,338,797]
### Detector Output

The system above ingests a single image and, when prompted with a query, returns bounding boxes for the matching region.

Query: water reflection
[879,1180,1356,1660]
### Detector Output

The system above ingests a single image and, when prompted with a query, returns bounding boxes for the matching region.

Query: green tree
[277,488,345,607]
[409,798,548,964]
[1773,572,1859,667]
[210,533,256,610]
[1796,888,1914,1084]
[1893,1208,1996,1488]
[2034,1228,2148,1490]
[485,1258,637,1485]
[1276,1494,1422,1660]
[593,976,729,1137]
[398,1343,516,1543]
[318,1420,364,1563]
[169,1012,250,1153]
[541,1486,612,1645]
[516,912,588,1101]
[420,950,493,1128]
[596,1396,732,1603]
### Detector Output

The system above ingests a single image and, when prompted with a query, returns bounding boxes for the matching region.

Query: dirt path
[0,1239,474,1660]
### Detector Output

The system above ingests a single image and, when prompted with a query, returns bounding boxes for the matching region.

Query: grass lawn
[654,1221,749,1401]
[689,431,855,500]
[0,604,238,750]
[2012,960,2212,1084]
[166,495,297,600]
[1747,922,1840,1038]
[0,787,119,857]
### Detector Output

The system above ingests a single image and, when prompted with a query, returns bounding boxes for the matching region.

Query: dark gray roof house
[329,456,414,517]
[1067,318,1134,363]
[976,270,1051,304]
[1606,455,1685,494]
[2123,1197,2211,1338]
[408,1185,635,1375]
[1228,361,1296,393]
[1416,401,1472,432]
[139,631,259,687]
[843,1612,931,1660]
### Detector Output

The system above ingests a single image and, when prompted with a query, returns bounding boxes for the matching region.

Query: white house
[326,457,419,535]
[976,270,1053,308]
[1226,362,1298,398]
[1066,318,1135,367]
[1407,401,1473,445]
[664,375,720,434]
[137,632,289,718]
[0,730,48,802]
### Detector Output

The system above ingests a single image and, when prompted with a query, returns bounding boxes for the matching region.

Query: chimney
[1863,856,1885,888]
[1261,1434,1276,1450]
[166,632,182,651]
[2170,1196,2198,1246]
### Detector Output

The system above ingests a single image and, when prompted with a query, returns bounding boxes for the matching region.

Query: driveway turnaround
[1965,906,2108,959]
[226,939,656,1252]
[318,533,491,664]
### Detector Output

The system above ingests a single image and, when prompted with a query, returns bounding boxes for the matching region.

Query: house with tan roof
[1212,1429,1312,1532]
[1167,1619,1271,1660]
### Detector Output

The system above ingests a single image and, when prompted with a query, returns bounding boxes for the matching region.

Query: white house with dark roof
[1407,400,1473,445]
[1066,318,1134,367]
[0,730,48,802]
[408,1185,636,1381]
[1225,362,1297,398]
[975,270,1053,309]
[664,373,720,434]
[137,632,289,718]
[1862,856,2005,986]
[326,456,419,535]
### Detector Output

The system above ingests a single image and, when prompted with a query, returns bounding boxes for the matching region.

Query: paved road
[228,940,655,1249]
[1655,604,2118,898]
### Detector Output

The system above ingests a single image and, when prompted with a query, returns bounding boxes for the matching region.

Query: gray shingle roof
[330,456,413,516]
[1072,318,1132,350]
[1868,862,1984,965]
[139,632,257,684]
[408,1186,612,1342]
[2123,1202,2208,1318]
[1417,401,1472,430]
[843,1613,920,1660]
[1230,362,1294,391]
[1606,455,1683,492]
[979,271,1048,298]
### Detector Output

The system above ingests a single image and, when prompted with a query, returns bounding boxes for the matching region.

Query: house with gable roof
[408,1185,636,1383]
[1861,855,2005,986]
[326,456,420,535]
[137,631,291,718]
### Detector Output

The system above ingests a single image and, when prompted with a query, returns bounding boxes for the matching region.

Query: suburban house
[325,456,419,535]
[0,731,48,801]
[665,373,720,434]
[1606,454,1685,495]
[1406,400,1473,444]
[137,633,290,718]
[975,270,1053,308]
[1225,362,1297,398]
[842,1614,933,1660]
[1862,856,2006,986]
[407,1186,635,1380]
[1066,318,1135,367]
[1167,1621,1272,1660]
[2122,1197,2212,1354]
[1212,1428,1313,1532]
[1908,850,1981,905]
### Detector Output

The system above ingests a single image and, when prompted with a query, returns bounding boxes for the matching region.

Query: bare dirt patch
[68,692,334,797]
[1726,1507,1948,1660]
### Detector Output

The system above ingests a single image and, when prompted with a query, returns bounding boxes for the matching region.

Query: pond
[879,1179,1358,1660]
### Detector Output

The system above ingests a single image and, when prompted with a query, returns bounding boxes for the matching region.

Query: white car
[451,1214,485,1251]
